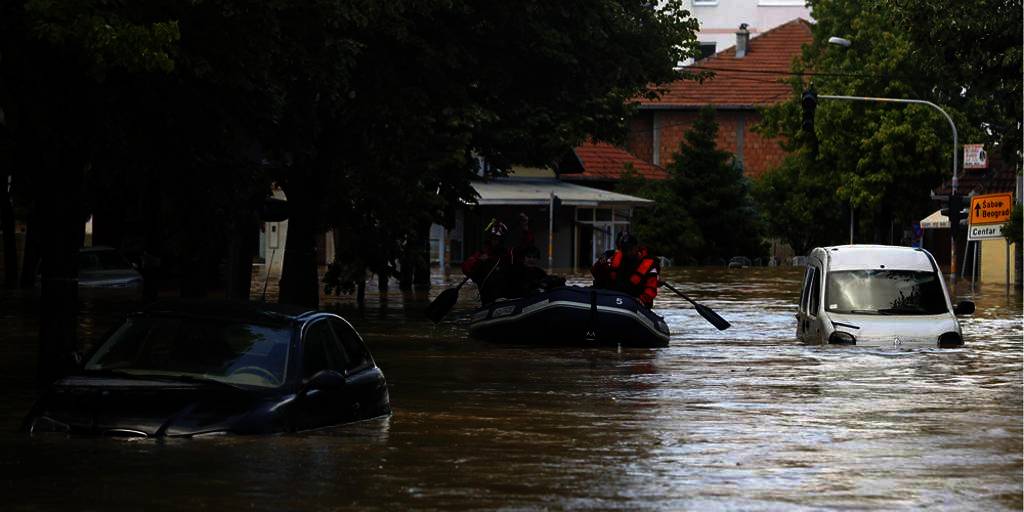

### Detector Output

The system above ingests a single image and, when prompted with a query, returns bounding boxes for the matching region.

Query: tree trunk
[36,156,84,387]
[0,171,17,287]
[413,222,432,291]
[356,278,366,310]
[278,181,321,307]
[19,211,39,288]
[225,211,258,301]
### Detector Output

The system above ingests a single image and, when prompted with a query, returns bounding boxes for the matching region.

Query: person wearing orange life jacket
[591,232,660,308]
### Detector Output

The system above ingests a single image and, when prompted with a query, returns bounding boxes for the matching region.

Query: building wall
[626,112,654,165]
[685,0,812,54]
[980,239,1017,284]
[633,109,786,178]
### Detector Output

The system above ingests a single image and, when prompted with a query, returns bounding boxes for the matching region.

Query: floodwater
[1,267,1021,510]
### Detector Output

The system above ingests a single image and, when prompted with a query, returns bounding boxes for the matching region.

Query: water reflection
[0,267,1020,510]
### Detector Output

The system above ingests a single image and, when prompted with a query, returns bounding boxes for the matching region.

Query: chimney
[735,23,750,58]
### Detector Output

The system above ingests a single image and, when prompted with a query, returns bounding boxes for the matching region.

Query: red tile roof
[933,153,1020,196]
[641,19,814,108]
[570,142,669,181]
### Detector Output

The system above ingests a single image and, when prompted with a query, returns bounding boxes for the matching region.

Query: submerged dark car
[24,300,390,438]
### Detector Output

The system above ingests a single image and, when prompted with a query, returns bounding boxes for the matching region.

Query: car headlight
[938,332,963,348]
[30,416,70,435]
[828,331,857,345]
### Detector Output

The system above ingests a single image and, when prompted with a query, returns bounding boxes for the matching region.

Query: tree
[625,107,766,263]
[307,0,703,305]
[755,0,1008,248]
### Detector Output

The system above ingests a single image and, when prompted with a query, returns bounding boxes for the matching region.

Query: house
[626,18,814,179]
[559,141,669,191]
[431,167,656,272]
[683,0,812,60]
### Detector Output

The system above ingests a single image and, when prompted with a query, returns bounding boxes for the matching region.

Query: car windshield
[80,250,133,271]
[84,316,291,388]
[825,269,949,315]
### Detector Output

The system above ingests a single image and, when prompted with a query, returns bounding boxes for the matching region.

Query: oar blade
[695,303,731,331]
[425,288,459,323]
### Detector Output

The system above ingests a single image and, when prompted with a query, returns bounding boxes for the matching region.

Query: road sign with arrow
[967,192,1013,241]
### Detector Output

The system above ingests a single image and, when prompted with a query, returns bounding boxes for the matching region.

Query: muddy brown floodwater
[1,267,1021,510]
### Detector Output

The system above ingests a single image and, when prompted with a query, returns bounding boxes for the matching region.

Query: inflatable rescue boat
[467,286,671,347]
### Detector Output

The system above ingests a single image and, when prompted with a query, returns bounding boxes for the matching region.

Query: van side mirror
[953,301,975,316]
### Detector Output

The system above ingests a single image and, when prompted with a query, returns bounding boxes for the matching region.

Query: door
[330,318,388,419]
[794,264,819,344]
[293,319,355,431]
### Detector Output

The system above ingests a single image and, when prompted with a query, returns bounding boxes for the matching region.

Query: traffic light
[801,87,817,132]
[801,86,818,155]
[940,193,968,231]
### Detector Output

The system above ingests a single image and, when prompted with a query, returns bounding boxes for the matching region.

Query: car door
[293,319,354,431]
[805,264,823,343]
[329,318,388,420]
[797,265,813,341]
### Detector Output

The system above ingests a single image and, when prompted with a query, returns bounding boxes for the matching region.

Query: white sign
[964,144,988,169]
[968,224,1003,241]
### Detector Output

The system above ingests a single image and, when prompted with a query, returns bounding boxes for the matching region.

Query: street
[1,267,1020,510]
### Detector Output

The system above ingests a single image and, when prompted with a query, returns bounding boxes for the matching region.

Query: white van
[796,245,974,348]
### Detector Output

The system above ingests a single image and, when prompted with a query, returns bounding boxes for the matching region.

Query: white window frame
[693,0,718,6]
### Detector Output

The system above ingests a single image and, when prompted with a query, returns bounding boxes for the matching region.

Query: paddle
[425,276,471,323]
[659,281,731,331]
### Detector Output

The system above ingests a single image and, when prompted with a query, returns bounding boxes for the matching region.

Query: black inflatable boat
[467,286,671,347]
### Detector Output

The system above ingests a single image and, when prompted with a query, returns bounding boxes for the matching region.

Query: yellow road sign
[969,192,1013,226]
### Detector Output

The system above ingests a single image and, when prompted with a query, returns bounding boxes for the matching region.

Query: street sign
[964,144,988,169]
[966,192,1012,240]
[969,192,1013,225]
[968,224,1004,241]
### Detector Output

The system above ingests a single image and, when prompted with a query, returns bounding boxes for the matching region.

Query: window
[693,0,718,6]
[698,42,717,60]
[302,322,333,379]
[84,317,292,388]
[799,266,813,313]
[330,319,373,373]
[825,270,949,315]
[808,267,820,316]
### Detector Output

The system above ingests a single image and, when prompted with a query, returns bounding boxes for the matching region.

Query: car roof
[820,245,935,272]
[138,299,321,325]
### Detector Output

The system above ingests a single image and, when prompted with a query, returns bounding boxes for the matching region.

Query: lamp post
[825,36,959,273]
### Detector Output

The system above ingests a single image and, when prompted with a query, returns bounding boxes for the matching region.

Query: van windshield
[825,269,949,315]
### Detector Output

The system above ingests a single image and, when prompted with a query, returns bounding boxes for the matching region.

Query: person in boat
[511,245,566,296]
[590,232,660,308]
[463,216,563,304]
[462,219,512,304]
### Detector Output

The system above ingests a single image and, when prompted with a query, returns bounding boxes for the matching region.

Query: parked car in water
[796,245,973,348]
[24,300,391,437]
[728,256,752,268]
[78,246,144,290]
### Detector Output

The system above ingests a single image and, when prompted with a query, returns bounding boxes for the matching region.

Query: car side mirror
[953,301,975,316]
[300,369,345,396]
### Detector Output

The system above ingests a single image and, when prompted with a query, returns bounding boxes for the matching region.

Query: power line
[685,64,932,83]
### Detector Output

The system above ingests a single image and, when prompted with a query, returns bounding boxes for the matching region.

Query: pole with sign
[966,192,1014,292]
[964,144,988,170]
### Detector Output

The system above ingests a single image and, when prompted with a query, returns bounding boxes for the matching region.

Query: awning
[920,209,949,229]
[471,178,654,207]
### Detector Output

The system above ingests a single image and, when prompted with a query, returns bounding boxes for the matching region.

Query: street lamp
[827,36,852,48]
[824,34,961,274]
[827,36,855,244]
